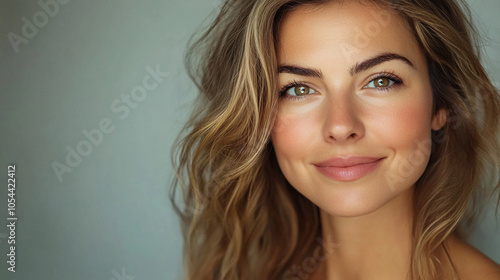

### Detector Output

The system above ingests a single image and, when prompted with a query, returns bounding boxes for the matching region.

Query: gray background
[0,0,499,279]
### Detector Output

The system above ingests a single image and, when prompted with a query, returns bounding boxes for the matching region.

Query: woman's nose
[323,93,365,143]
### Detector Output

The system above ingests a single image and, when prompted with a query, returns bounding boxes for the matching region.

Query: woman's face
[271,1,446,217]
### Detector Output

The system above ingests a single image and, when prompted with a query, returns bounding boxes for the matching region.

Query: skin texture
[269,1,500,279]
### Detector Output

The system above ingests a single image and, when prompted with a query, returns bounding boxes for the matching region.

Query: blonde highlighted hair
[171,0,500,279]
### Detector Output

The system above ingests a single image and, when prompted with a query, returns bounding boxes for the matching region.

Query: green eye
[286,85,317,96]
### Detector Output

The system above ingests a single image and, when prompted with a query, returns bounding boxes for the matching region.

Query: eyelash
[278,80,307,100]
[365,71,404,91]
[279,72,404,101]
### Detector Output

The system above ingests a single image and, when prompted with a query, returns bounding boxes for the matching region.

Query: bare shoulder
[445,234,500,280]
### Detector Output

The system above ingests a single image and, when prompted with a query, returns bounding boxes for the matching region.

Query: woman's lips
[314,156,385,182]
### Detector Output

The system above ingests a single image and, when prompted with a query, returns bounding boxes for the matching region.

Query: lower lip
[315,158,384,182]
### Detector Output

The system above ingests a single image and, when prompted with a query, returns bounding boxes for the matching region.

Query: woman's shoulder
[445,234,500,280]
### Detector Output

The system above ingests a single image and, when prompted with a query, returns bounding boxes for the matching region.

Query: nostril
[328,132,358,142]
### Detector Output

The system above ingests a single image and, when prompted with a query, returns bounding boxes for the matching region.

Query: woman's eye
[285,85,317,96]
[366,77,395,89]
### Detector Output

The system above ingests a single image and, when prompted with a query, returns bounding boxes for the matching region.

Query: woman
[171,0,500,279]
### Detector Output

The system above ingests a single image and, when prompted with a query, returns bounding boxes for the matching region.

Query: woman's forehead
[276,1,426,72]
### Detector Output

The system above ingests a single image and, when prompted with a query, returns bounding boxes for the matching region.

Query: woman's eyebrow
[278,65,324,78]
[277,53,414,78]
[349,53,414,76]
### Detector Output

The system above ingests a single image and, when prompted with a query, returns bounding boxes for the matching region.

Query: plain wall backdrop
[0,0,499,279]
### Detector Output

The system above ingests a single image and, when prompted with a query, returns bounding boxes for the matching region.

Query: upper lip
[314,156,384,167]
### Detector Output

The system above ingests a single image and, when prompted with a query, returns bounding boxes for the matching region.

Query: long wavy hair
[171,0,500,279]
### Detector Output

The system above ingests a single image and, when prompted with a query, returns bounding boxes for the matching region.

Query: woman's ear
[431,108,447,131]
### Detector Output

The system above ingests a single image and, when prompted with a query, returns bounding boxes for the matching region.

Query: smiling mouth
[314,157,385,182]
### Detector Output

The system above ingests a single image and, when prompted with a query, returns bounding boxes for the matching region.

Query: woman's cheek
[271,102,322,160]
[376,100,433,184]
[386,96,432,143]
[273,112,314,151]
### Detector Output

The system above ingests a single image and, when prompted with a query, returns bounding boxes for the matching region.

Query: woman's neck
[312,186,415,280]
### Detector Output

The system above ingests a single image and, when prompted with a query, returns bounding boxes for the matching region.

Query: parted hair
[171,0,500,279]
